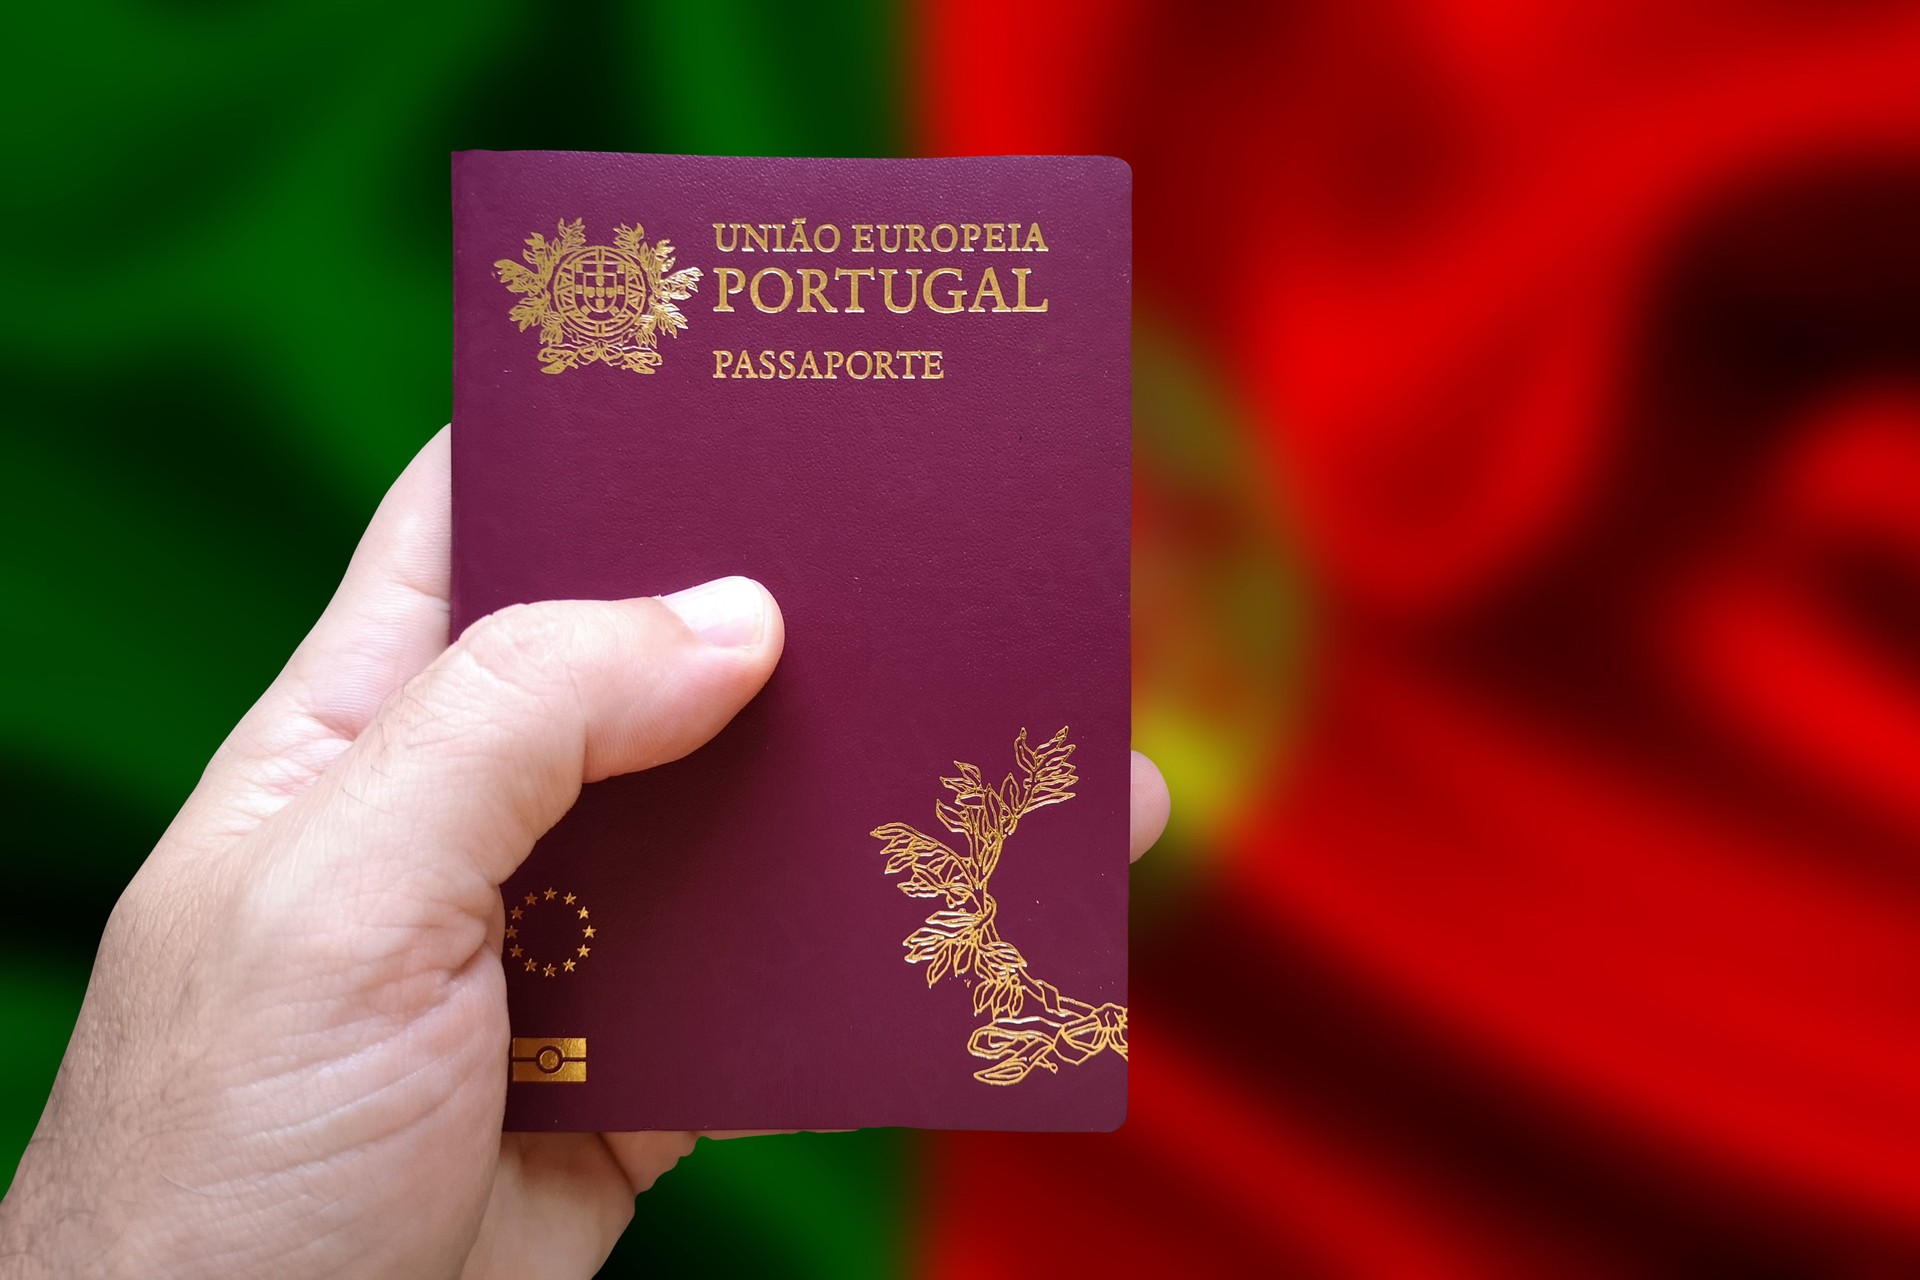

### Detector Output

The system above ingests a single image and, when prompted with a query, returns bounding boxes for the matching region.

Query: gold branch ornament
[494,218,701,374]
[872,728,1128,1085]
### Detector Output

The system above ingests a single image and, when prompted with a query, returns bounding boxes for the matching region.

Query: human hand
[0,428,1172,1279]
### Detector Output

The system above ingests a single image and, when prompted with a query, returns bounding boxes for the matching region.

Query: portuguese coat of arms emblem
[494,218,701,374]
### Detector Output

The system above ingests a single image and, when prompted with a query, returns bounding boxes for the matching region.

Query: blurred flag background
[7,0,1920,1273]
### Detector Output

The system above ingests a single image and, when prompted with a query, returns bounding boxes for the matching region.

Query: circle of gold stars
[504,886,596,978]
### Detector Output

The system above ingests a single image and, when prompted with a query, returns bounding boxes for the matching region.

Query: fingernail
[660,576,767,648]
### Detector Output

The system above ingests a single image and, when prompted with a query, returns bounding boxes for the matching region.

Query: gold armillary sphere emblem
[495,219,701,374]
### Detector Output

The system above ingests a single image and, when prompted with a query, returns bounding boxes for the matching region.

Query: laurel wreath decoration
[873,728,1128,1085]
[494,218,702,374]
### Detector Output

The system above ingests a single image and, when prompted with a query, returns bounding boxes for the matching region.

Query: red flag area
[919,1,1920,1271]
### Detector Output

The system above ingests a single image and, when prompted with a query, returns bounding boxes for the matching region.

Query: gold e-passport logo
[511,1037,586,1084]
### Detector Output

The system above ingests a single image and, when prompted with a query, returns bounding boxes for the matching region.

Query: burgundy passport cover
[451,151,1129,1131]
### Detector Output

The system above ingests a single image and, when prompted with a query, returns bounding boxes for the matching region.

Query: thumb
[263,578,783,927]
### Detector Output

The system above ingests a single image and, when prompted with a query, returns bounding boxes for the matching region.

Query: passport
[451,151,1130,1132]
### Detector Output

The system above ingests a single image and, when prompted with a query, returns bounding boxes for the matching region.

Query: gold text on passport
[711,349,943,381]
[712,219,1050,255]
[710,265,1048,315]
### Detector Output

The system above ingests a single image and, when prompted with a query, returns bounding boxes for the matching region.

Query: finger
[695,1130,796,1140]
[595,1131,700,1197]
[1130,750,1171,863]
[694,1129,855,1139]
[280,425,453,734]
[161,429,454,852]
[266,579,785,927]
[464,1133,684,1279]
